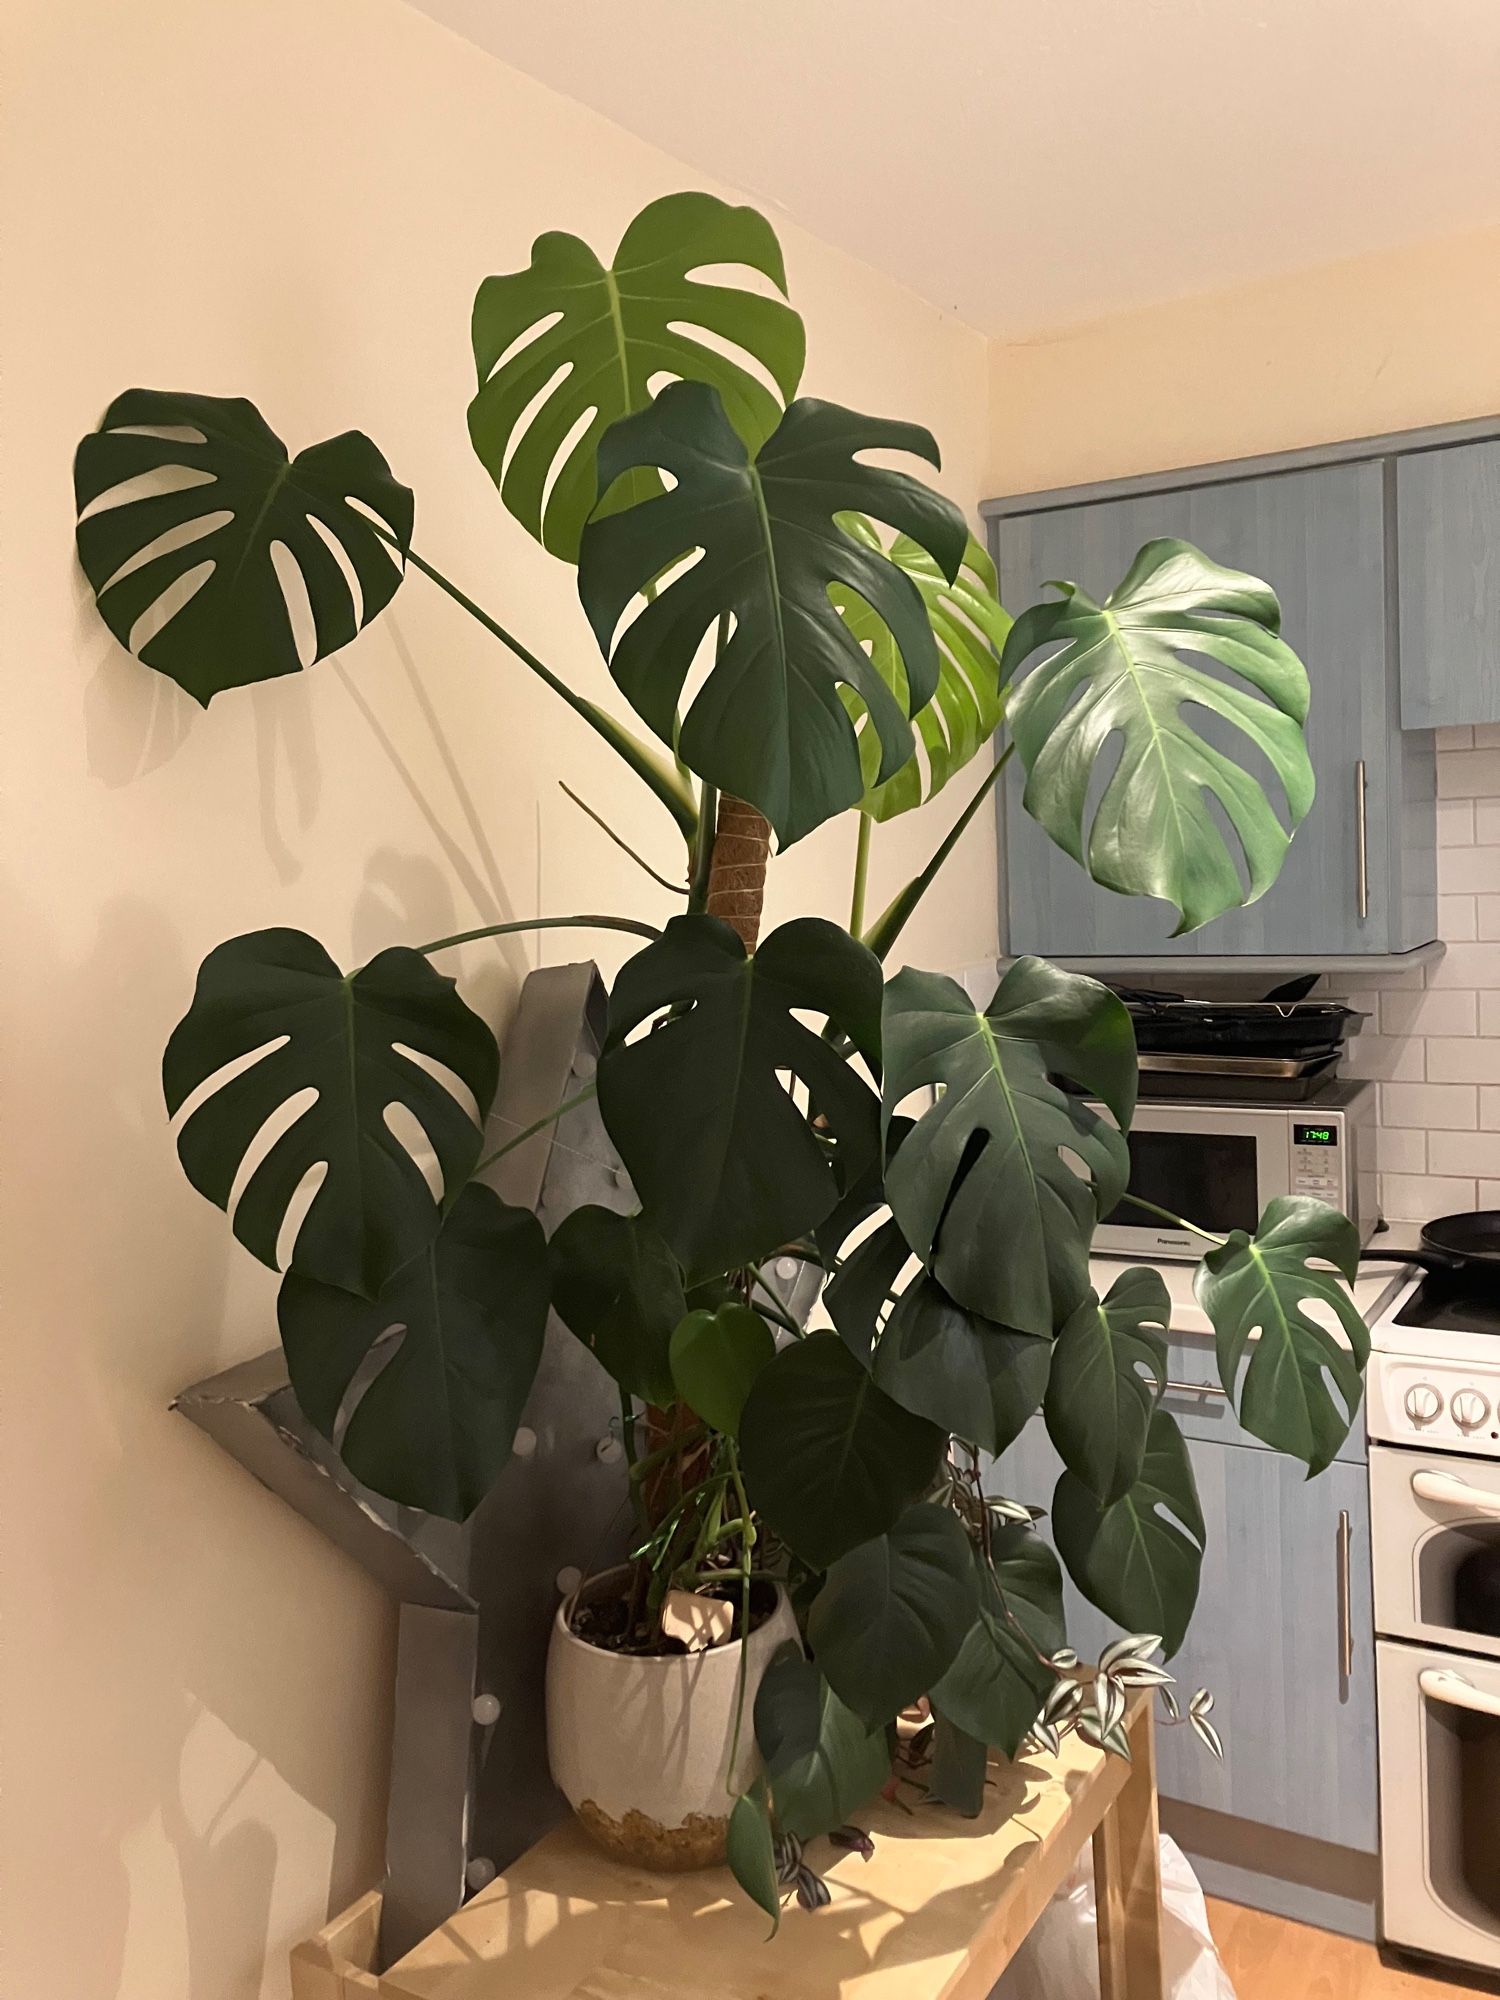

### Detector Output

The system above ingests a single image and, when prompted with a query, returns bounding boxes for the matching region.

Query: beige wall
[0,4,990,1997]
[987,223,1500,499]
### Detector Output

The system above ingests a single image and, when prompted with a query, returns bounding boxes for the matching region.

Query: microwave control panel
[1291,1117,1342,1200]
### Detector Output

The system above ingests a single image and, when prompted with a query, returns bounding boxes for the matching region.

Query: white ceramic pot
[547,1568,800,1869]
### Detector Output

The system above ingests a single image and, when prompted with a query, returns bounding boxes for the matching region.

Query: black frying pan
[1361,1210,1500,1276]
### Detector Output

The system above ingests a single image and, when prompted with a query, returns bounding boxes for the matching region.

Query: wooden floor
[1206,1899,1500,1999]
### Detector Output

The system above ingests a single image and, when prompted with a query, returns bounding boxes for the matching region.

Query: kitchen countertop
[1089,1248,1416,1341]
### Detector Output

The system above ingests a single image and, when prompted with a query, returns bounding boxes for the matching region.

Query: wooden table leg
[1093,1700,1165,2000]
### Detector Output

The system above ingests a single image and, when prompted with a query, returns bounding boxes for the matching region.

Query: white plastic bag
[993,1835,1236,2000]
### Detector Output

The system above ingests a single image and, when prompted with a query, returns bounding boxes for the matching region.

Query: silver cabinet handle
[1165,1379,1228,1399]
[1355,759,1369,921]
[1337,1508,1354,1685]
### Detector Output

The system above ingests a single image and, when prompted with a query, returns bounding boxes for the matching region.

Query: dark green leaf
[547,1204,686,1405]
[74,389,412,705]
[1195,1195,1369,1474]
[833,522,1010,822]
[277,1184,548,1521]
[1045,1267,1170,1504]
[577,384,969,844]
[1003,538,1315,934]
[1053,1408,1206,1658]
[927,1712,989,1817]
[163,929,498,1297]
[930,1531,1064,1757]
[739,1336,945,1569]
[827,1217,1050,1456]
[598,915,882,1275]
[754,1647,890,1841]
[668,1303,776,1437]
[726,1779,782,1936]
[881,958,1134,1335]
[807,1504,977,1728]
[469,192,804,562]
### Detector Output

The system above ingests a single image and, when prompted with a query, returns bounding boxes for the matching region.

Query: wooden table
[292,1693,1163,2000]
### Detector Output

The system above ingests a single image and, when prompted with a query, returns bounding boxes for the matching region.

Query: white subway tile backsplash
[1427,1039,1500,1084]
[1381,1082,1478,1129]
[1376,1127,1426,1175]
[1430,1130,1500,1177]
[1479,896,1500,941]
[1381,987,1478,1038]
[1438,750,1500,797]
[1476,802,1500,845]
[1428,943,1500,988]
[1480,1181,1500,1207]
[1440,895,1478,941]
[1436,726,1476,750]
[1438,847,1500,895]
[1346,1032,1423,1081]
[1482,1086,1500,1128]
[1381,1173,1478,1221]
[1438,799,1477,846]
[1476,725,1500,750]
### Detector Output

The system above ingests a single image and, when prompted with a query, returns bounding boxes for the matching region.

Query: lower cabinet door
[991,1421,1377,1853]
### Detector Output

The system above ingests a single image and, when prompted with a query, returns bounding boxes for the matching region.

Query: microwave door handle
[1411,1468,1500,1518]
[1419,1668,1500,1720]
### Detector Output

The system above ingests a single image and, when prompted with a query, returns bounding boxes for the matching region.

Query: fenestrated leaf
[930,1530,1065,1758]
[1052,1408,1205,1658]
[1045,1267,1170,1504]
[277,1183,548,1521]
[1002,538,1315,934]
[833,522,1010,822]
[754,1647,891,1842]
[577,383,969,845]
[74,389,411,705]
[547,1204,686,1406]
[827,1217,1050,1456]
[739,1336,945,1570]
[1194,1195,1368,1474]
[927,1712,988,1817]
[469,191,804,562]
[807,1503,977,1728]
[726,1779,781,1936]
[597,915,882,1276]
[668,1302,776,1437]
[163,929,498,1298]
[881,958,1134,1335]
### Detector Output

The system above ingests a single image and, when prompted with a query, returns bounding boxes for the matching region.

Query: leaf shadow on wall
[4,885,393,1999]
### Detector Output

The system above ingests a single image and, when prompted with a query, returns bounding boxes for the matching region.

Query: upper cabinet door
[996,461,1401,959]
[1398,439,1500,729]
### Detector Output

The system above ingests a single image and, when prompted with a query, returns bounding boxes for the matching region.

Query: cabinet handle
[1165,1379,1228,1399]
[1337,1508,1354,1685]
[1354,759,1369,921]
[1419,1667,1500,1719]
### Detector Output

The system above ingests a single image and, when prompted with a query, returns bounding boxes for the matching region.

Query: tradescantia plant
[74,190,1364,1924]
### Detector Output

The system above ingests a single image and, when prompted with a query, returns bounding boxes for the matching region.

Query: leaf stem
[849,812,872,937]
[1116,1193,1226,1247]
[474,1080,597,1175]
[414,913,661,955]
[559,782,688,895]
[863,743,1014,963]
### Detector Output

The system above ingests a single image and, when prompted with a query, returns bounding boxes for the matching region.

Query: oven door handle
[1411,1468,1500,1517]
[1419,1667,1500,1719]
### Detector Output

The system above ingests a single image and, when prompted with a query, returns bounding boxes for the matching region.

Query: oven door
[1091,1106,1279,1261]
[1371,1443,1500,1661]
[1378,1638,1500,1970]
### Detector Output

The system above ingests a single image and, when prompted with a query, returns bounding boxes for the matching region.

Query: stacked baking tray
[1115,986,1367,1101]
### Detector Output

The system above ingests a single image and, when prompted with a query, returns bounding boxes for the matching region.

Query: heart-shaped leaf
[669,1303,776,1437]
[547,1204,686,1406]
[726,1779,781,1937]
[833,522,1010,822]
[1052,1408,1205,1657]
[74,389,412,705]
[469,191,804,562]
[881,958,1134,1335]
[278,1183,549,1520]
[739,1336,945,1570]
[827,1216,1050,1456]
[754,1647,891,1842]
[597,914,882,1276]
[577,383,969,845]
[1195,1195,1368,1473]
[807,1503,977,1728]
[1002,538,1315,934]
[1045,1266,1170,1504]
[163,930,498,1298]
[930,1530,1064,1757]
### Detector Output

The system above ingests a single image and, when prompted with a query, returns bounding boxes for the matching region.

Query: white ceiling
[410,0,1500,336]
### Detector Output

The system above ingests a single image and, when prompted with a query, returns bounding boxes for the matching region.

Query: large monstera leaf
[833,521,1010,822]
[931,1529,1065,1758]
[597,914,883,1275]
[547,1204,686,1406]
[1002,539,1315,934]
[881,958,1135,1336]
[1045,1266,1170,1505]
[754,1648,891,1842]
[1195,1196,1369,1474]
[163,930,498,1298]
[278,1184,549,1521]
[1053,1407,1206,1658]
[469,191,804,562]
[577,383,970,845]
[74,389,412,705]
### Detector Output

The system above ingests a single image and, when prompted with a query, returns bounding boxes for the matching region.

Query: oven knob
[1452,1389,1491,1433]
[1404,1383,1444,1427]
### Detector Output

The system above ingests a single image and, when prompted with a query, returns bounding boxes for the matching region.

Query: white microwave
[1089,1080,1378,1261]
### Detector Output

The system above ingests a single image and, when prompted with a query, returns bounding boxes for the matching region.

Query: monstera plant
[74,191,1365,1922]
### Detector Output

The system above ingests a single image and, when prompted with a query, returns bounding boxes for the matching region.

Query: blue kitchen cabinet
[990,459,1436,963]
[1397,438,1500,729]
[994,1400,1378,1936]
